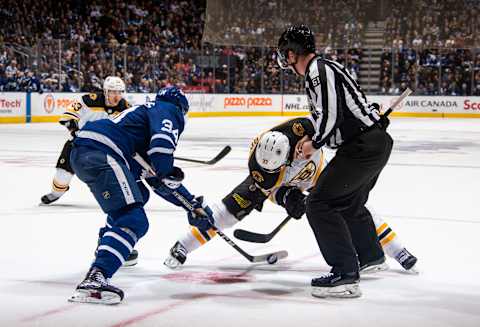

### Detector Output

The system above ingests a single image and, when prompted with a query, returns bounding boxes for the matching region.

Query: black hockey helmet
[277,24,316,69]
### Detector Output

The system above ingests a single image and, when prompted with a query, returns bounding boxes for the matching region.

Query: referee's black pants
[306,127,393,274]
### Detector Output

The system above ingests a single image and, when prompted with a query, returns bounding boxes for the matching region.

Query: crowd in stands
[0,0,367,94]
[385,0,479,49]
[381,0,480,95]
[380,48,480,96]
[1,0,479,95]
[202,0,365,49]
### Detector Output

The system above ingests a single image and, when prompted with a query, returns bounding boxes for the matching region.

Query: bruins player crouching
[163,118,418,276]
[41,76,129,206]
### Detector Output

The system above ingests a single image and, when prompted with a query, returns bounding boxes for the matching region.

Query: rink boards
[1,92,480,123]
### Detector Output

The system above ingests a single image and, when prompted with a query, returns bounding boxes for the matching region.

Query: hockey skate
[395,248,418,273]
[123,249,138,267]
[40,190,67,205]
[360,256,389,274]
[311,271,361,298]
[164,241,187,269]
[69,267,124,305]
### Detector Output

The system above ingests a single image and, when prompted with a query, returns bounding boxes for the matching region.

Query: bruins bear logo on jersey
[290,161,317,184]
[251,170,265,183]
[292,122,305,137]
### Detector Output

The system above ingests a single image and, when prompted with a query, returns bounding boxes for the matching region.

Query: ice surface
[1,117,479,327]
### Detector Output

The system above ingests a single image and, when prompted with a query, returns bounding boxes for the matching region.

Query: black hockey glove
[275,186,306,219]
[60,119,79,133]
[377,114,390,130]
[369,103,390,130]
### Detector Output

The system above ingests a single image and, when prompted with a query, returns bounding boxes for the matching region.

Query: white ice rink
[1,116,480,327]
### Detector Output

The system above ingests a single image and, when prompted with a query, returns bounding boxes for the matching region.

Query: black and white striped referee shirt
[305,56,381,149]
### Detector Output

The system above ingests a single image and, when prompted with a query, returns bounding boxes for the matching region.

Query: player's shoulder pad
[271,117,315,141]
[291,117,315,137]
[82,92,104,107]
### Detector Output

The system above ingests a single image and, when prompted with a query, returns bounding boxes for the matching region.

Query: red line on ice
[110,295,209,327]
[110,289,324,326]
[20,304,77,322]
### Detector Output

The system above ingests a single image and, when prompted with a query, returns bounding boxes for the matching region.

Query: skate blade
[404,264,420,275]
[164,256,183,270]
[360,262,389,275]
[312,284,362,299]
[68,289,122,305]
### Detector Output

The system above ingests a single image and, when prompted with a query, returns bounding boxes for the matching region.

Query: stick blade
[175,145,232,165]
[234,229,271,243]
[207,145,231,164]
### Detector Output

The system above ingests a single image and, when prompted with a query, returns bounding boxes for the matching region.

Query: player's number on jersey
[161,119,179,143]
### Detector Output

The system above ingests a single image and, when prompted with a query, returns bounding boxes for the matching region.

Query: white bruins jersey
[267,149,325,203]
[59,93,129,129]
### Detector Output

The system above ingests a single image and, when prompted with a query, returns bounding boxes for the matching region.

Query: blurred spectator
[0,0,478,95]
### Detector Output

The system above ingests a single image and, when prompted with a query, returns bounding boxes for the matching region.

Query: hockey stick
[234,216,293,243]
[233,89,413,244]
[384,88,412,117]
[174,145,231,165]
[132,153,288,264]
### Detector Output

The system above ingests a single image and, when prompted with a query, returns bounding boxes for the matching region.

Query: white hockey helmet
[255,131,291,172]
[103,76,126,92]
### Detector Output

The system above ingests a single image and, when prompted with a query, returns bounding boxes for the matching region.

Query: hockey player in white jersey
[40,76,130,205]
[164,117,418,273]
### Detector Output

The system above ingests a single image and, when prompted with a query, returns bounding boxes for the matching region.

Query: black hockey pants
[306,126,393,273]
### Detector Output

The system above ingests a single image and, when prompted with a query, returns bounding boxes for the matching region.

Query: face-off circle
[162,271,254,284]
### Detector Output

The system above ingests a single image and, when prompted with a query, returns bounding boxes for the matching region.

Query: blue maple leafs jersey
[74,99,185,178]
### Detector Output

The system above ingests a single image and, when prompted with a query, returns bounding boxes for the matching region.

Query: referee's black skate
[69,267,124,305]
[360,256,389,274]
[311,271,361,298]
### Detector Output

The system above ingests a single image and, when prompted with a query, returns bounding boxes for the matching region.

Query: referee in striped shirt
[277,25,393,298]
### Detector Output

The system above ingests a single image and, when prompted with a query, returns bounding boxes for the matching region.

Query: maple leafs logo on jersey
[292,122,305,136]
[251,171,264,183]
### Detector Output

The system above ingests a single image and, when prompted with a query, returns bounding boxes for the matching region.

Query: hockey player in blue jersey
[68,86,213,305]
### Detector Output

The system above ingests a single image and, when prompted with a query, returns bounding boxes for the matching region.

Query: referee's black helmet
[277,24,316,69]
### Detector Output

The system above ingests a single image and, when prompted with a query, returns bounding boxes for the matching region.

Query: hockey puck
[267,254,278,265]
